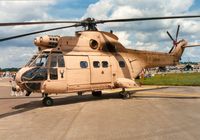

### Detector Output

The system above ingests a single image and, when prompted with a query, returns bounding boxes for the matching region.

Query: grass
[137,72,200,86]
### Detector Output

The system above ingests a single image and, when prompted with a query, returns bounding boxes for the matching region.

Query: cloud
[0,0,57,42]
[0,0,67,68]
[114,31,132,47]
[0,0,56,22]
[0,46,37,68]
[84,0,113,19]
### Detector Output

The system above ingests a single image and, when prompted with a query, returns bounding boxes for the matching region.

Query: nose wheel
[42,94,54,106]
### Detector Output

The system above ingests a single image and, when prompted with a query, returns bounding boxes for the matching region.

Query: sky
[0,0,200,68]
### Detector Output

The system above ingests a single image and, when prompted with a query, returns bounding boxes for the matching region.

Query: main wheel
[42,97,54,106]
[119,91,131,99]
[123,92,131,99]
[92,91,102,97]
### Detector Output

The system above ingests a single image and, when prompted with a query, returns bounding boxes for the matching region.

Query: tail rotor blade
[167,31,175,42]
[169,46,175,53]
[175,25,180,42]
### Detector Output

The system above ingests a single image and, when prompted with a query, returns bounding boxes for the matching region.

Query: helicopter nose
[15,67,30,86]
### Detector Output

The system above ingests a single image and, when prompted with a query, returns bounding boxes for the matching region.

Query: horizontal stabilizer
[184,44,200,48]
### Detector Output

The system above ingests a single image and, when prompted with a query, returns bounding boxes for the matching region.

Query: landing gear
[92,91,102,97]
[119,88,131,99]
[42,94,54,106]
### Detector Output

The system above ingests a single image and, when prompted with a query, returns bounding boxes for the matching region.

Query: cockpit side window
[50,55,57,67]
[25,55,37,66]
[58,55,65,67]
[50,54,65,67]
[29,53,49,67]
[36,56,47,66]
[49,53,65,80]
[50,68,58,80]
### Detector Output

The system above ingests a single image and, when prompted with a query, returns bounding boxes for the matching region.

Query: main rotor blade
[0,21,80,26]
[96,15,200,23]
[2,15,200,27]
[0,24,79,42]
[175,25,180,42]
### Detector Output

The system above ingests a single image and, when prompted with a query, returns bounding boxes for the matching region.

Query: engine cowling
[34,35,60,50]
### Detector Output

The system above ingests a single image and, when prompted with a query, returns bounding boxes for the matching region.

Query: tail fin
[167,25,200,59]
[169,39,187,60]
[170,41,200,61]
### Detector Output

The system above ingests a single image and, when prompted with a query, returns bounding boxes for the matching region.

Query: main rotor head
[78,18,98,31]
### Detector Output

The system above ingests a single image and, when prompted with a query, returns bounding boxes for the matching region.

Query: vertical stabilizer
[169,39,187,61]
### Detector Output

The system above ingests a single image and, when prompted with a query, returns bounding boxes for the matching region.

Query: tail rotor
[167,25,180,53]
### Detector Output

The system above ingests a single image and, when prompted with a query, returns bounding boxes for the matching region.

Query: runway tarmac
[1,78,200,140]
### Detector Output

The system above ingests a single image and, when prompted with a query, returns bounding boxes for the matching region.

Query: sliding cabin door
[89,56,112,84]
[65,55,90,91]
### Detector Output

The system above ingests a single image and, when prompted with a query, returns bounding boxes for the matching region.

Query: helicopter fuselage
[15,31,187,94]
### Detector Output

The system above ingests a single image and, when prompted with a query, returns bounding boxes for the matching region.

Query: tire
[123,92,130,99]
[42,97,54,106]
[119,91,131,99]
[119,92,124,98]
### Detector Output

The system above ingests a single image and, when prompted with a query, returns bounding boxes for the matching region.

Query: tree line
[0,68,20,72]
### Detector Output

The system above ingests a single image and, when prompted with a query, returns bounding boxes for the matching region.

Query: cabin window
[102,61,108,68]
[93,61,100,68]
[80,61,88,68]
[119,61,125,68]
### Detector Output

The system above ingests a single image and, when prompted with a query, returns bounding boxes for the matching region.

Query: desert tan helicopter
[1,15,200,106]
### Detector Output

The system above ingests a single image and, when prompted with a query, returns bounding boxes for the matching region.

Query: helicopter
[1,15,200,106]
